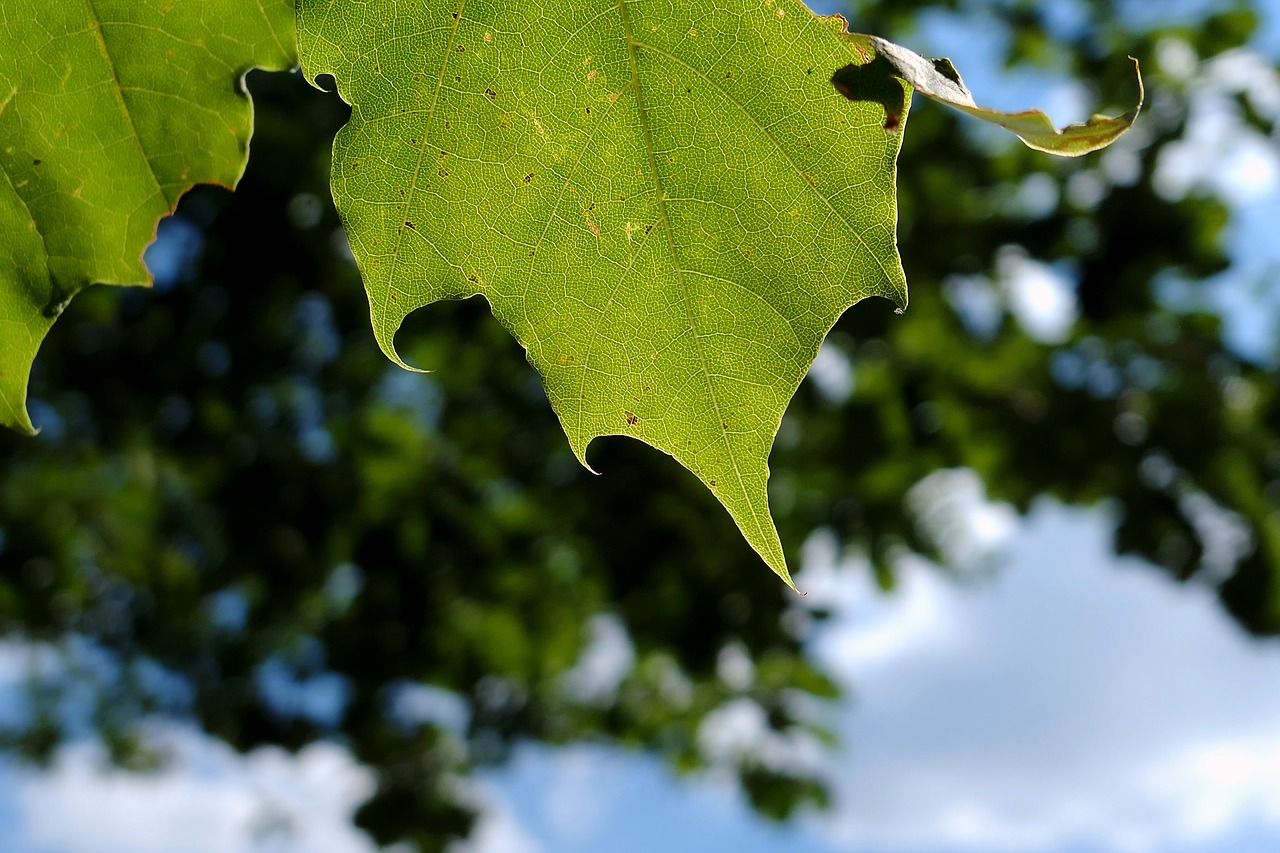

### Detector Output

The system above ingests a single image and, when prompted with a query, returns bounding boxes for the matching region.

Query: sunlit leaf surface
[299,0,912,583]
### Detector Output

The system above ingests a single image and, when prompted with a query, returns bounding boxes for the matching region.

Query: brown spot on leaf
[484,87,496,99]
[625,411,638,425]
[831,58,907,136]
[405,221,415,229]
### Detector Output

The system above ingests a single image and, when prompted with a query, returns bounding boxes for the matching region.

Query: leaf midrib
[83,0,164,206]
[616,0,763,545]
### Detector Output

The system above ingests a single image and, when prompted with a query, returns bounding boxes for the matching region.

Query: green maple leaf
[0,0,295,433]
[299,0,908,586]
[297,0,1140,585]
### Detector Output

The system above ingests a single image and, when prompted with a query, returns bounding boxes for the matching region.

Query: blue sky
[452,497,1280,853]
[3,1,1280,851]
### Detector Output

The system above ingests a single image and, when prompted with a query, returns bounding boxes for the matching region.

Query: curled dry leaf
[834,34,1144,157]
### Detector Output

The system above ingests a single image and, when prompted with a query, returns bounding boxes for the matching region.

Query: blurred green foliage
[1,1,1278,849]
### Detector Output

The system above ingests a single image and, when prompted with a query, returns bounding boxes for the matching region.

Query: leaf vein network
[382,0,468,345]
[82,0,164,205]
[629,37,897,286]
[617,0,761,540]
[514,73,631,366]
[253,0,292,59]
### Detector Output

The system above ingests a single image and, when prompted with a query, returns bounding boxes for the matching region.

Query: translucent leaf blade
[298,0,909,583]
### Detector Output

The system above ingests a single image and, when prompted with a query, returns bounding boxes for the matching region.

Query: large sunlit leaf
[0,0,295,433]
[298,0,912,584]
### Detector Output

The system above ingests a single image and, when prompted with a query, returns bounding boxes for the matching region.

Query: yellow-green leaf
[298,0,911,585]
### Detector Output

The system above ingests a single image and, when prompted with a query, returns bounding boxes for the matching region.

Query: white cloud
[715,642,756,691]
[1154,48,1280,206]
[450,780,545,853]
[906,468,1019,573]
[807,500,1280,853]
[808,342,856,404]
[1178,490,1254,583]
[540,749,618,844]
[995,246,1078,344]
[386,680,471,735]
[560,613,634,705]
[943,248,1081,345]
[798,540,967,682]
[697,697,826,780]
[6,725,377,853]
